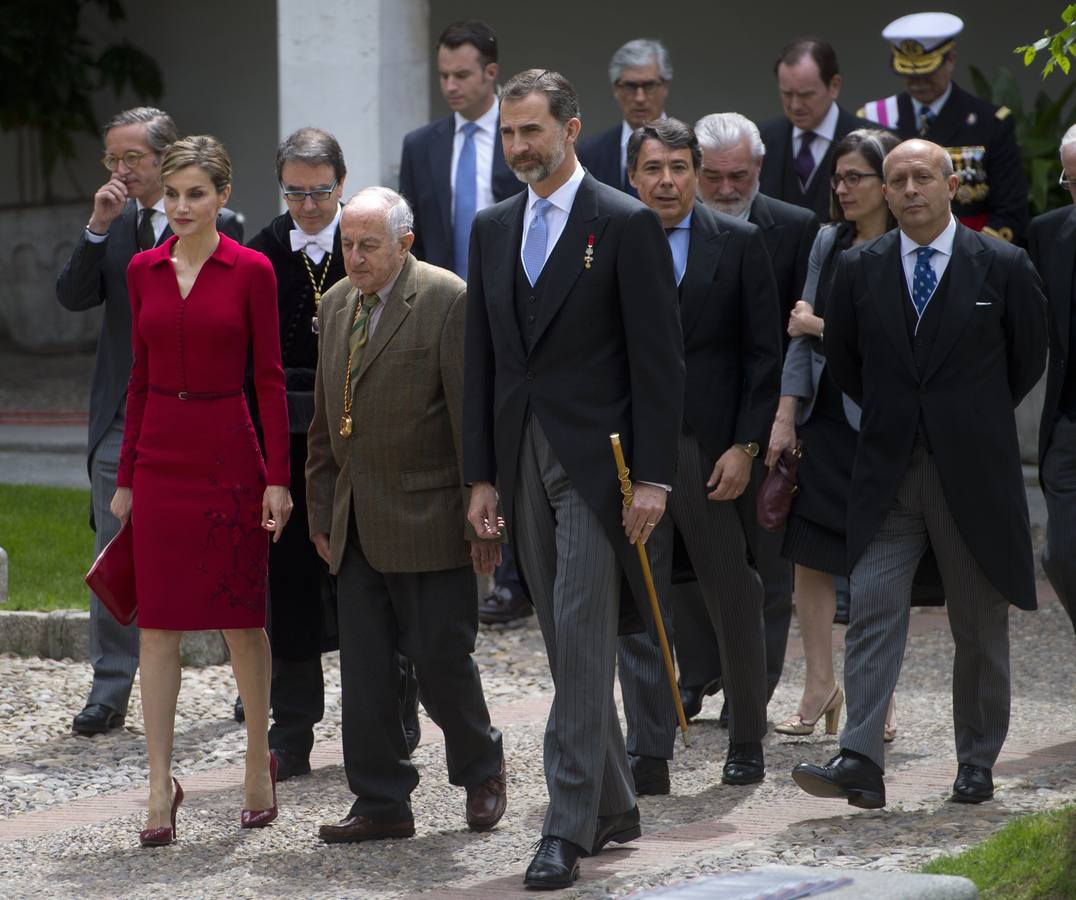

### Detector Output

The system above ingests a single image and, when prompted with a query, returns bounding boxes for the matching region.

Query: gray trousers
[672,458,794,699]
[87,412,139,713]
[514,418,635,850]
[843,446,1011,770]
[1041,415,1076,635]
[619,432,768,754]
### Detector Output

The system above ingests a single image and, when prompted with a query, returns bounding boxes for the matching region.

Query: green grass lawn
[922,804,1076,899]
[0,483,92,611]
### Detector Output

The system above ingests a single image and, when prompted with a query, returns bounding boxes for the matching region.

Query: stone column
[276,0,429,195]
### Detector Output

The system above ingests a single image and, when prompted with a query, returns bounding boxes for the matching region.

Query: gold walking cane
[609,433,690,747]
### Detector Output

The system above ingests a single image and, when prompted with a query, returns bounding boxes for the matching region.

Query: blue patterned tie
[918,105,936,136]
[912,247,937,317]
[453,122,479,278]
[522,198,551,286]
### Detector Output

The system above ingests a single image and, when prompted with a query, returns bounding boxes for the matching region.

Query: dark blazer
[759,106,877,223]
[398,112,522,271]
[56,202,243,468]
[1029,205,1076,470]
[882,83,1028,244]
[681,202,782,459]
[748,192,820,343]
[824,225,1047,609]
[463,171,685,622]
[578,124,632,194]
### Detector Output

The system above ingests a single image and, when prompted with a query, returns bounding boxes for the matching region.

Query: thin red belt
[148,386,243,401]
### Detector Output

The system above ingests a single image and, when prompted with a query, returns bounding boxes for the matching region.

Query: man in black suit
[858,12,1028,244]
[759,38,875,223]
[1028,124,1076,636]
[464,69,684,889]
[622,118,782,793]
[398,20,529,624]
[672,111,819,723]
[57,107,243,737]
[577,38,672,196]
[793,139,1047,809]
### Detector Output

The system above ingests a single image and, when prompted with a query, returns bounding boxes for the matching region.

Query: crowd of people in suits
[55,8,1076,891]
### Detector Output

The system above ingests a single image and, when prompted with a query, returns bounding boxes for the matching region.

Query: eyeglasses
[101,150,149,171]
[1059,172,1076,189]
[281,180,339,202]
[831,170,881,189]
[615,79,665,96]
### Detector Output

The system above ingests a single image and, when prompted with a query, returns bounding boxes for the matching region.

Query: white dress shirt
[450,99,500,218]
[793,102,840,186]
[917,83,954,129]
[290,205,341,265]
[86,196,166,244]
[899,214,957,323]
[520,162,586,270]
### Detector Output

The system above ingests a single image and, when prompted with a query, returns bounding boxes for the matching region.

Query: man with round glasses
[579,38,672,197]
[57,107,243,737]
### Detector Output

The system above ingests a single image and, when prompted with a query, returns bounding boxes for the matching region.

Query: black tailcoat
[463,172,685,624]
[824,225,1047,609]
[748,192,820,348]
[681,202,782,458]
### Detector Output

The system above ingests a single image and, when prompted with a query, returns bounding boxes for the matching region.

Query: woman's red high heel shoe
[240,752,278,828]
[139,777,183,848]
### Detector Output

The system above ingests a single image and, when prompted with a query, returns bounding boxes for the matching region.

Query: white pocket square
[975,301,992,306]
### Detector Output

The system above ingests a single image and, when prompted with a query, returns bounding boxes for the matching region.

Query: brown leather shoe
[465,759,507,831]
[318,814,415,844]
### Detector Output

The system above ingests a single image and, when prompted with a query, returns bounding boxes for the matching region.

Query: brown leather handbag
[756,443,804,532]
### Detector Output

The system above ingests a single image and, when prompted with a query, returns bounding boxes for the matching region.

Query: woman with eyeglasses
[111,135,292,846]
[766,129,900,742]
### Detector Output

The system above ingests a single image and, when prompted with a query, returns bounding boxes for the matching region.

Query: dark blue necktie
[912,246,937,317]
[453,122,479,278]
[918,105,936,136]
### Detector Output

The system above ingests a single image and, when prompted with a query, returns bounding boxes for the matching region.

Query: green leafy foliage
[1016,4,1076,78]
[969,65,1076,215]
[0,0,163,202]
[922,805,1076,899]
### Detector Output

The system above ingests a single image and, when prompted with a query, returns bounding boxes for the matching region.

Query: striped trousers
[842,445,1011,769]
[513,417,635,849]
[619,432,768,754]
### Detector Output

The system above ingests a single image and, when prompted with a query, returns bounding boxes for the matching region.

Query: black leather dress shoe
[792,749,886,809]
[589,805,640,855]
[523,836,582,890]
[678,678,721,721]
[271,748,312,781]
[722,741,765,785]
[952,763,993,804]
[233,695,245,723]
[478,583,534,625]
[628,754,670,795]
[72,704,124,736]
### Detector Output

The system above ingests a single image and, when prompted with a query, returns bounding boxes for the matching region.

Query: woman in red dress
[111,136,292,846]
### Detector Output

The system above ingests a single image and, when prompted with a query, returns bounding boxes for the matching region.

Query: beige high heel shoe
[775,683,844,735]
[883,695,897,743]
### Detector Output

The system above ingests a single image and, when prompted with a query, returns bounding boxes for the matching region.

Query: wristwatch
[737,442,760,458]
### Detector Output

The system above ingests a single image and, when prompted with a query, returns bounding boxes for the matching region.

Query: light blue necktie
[912,246,937,317]
[453,122,479,278]
[523,198,551,286]
[665,226,688,285]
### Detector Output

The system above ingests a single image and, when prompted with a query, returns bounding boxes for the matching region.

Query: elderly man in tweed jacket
[306,187,506,844]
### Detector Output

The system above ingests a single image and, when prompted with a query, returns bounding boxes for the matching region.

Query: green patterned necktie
[348,292,381,386]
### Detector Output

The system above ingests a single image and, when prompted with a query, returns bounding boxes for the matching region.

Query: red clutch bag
[756,443,804,533]
[85,522,137,625]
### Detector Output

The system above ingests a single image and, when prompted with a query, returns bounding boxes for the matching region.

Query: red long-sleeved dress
[117,234,290,630]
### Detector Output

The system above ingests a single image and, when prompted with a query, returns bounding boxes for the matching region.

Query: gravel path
[0,593,1073,898]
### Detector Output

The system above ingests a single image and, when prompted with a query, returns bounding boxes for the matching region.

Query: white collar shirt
[290,205,341,265]
[793,101,840,181]
[451,99,500,216]
[520,161,586,271]
[899,214,957,319]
